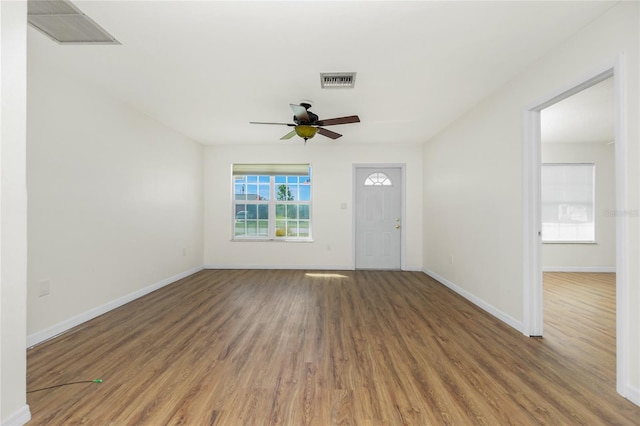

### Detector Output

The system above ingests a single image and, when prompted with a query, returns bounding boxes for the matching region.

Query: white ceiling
[27,1,618,146]
[541,77,614,144]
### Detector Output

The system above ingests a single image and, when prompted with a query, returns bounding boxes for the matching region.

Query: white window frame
[541,163,595,243]
[232,164,312,241]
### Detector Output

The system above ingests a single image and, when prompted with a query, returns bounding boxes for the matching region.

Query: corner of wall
[421,268,524,334]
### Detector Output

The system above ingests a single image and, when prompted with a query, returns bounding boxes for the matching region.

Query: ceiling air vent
[28,0,120,45]
[320,73,356,89]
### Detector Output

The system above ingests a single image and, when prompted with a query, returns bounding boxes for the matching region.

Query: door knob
[395,224,401,229]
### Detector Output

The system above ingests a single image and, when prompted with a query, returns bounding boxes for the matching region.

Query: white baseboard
[422,268,524,334]
[542,266,616,273]
[623,383,640,407]
[402,266,424,272]
[204,264,424,272]
[27,266,204,348]
[204,264,353,270]
[2,405,31,426]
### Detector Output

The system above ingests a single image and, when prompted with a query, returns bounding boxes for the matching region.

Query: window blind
[232,164,310,176]
[541,163,595,242]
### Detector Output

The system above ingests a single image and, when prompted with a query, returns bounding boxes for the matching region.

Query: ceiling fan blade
[250,121,295,126]
[317,127,342,140]
[290,104,310,123]
[316,115,360,126]
[280,130,297,140]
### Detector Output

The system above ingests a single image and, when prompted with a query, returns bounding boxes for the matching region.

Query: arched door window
[364,172,393,186]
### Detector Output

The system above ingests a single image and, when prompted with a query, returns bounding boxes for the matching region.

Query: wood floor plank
[26,270,640,425]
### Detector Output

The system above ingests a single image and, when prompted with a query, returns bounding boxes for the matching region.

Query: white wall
[1,2,30,424]
[204,143,423,270]
[26,35,204,343]
[423,1,639,400]
[542,142,615,271]
[422,100,524,326]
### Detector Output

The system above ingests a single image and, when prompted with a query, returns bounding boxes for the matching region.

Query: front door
[355,166,402,269]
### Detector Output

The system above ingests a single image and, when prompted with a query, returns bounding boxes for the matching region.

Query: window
[364,172,392,186]
[232,164,311,240]
[541,163,595,243]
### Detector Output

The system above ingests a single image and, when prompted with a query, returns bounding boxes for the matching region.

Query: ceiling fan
[250,103,360,142]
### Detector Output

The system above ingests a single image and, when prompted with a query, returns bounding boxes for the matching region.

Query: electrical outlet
[39,280,50,297]
[182,247,187,256]
[449,255,454,265]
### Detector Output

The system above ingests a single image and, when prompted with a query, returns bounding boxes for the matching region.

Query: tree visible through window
[233,164,311,240]
[277,184,293,201]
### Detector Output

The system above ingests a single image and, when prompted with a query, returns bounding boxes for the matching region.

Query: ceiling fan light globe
[295,125,318,140]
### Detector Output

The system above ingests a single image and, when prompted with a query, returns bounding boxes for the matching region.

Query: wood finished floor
[27,270,640,425]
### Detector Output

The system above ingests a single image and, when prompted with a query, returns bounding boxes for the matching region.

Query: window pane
[289,184,299,200]
[276,204,285,218]
[299,184,310,201]
[276,184,293,201]
[282,219,310,237]
[234,183,244,197]
[234,205,258,221]
[246,184,258,199]
[299,204,309,219]
[235,204,247,216]
[542,163,595,242]
[258,184,270,201]
[258,204,269,220]
[286,204,298,219]
[234,176,249,200]
[246,220,258,236]
[298,220,310,237]
[246,204,257,219]
[234,222,245,236]
[257,220,269,236]
[286,220,298,237]
[234,204,255,236]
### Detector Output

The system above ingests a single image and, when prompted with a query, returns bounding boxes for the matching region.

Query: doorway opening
[522,61,629,398]
[539,76,617,395]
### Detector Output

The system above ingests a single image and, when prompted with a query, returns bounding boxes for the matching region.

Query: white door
[355,167,402,269]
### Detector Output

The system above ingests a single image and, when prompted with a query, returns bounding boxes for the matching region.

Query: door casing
[522,57,629,399]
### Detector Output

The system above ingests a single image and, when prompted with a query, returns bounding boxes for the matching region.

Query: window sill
[542,241,597,245]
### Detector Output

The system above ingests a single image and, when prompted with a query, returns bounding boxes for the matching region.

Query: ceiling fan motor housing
[293,109,319,125]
